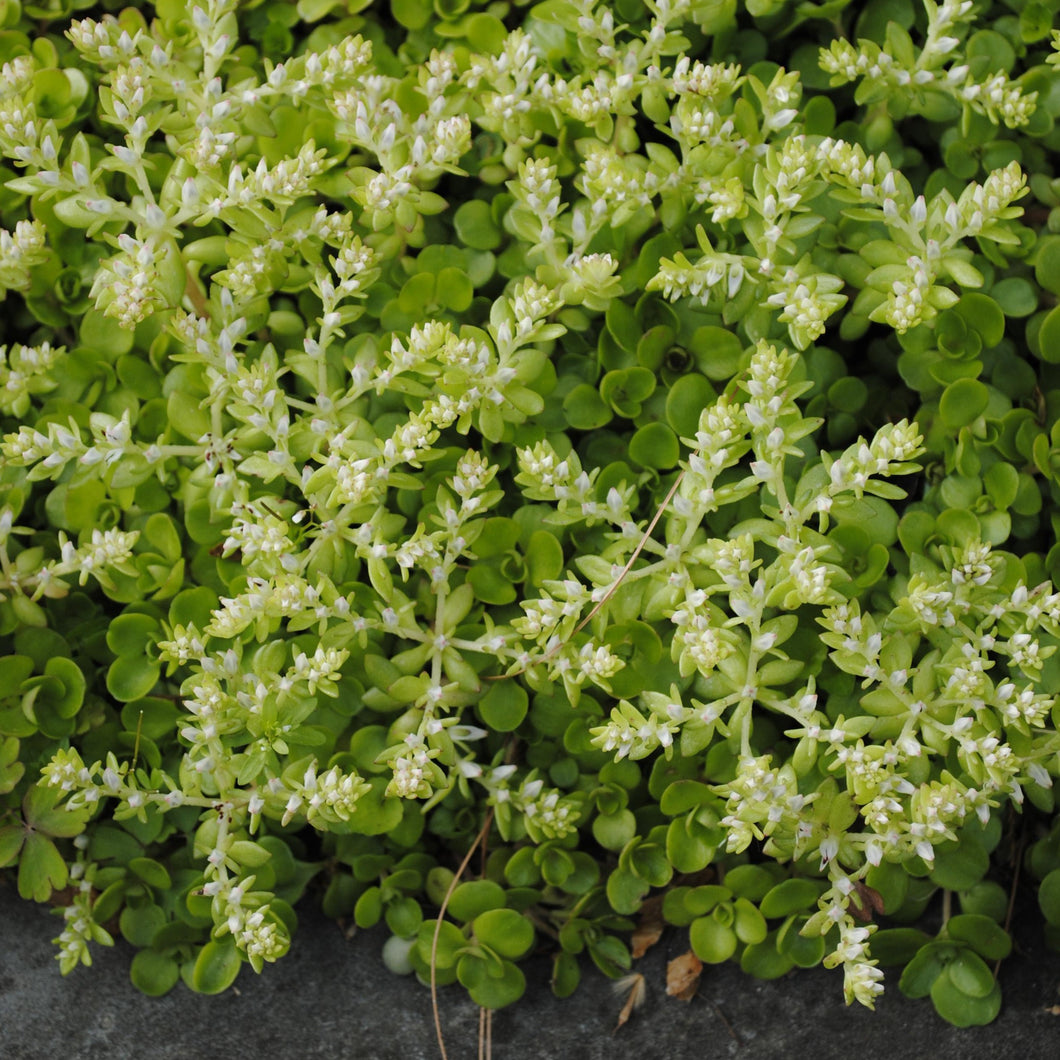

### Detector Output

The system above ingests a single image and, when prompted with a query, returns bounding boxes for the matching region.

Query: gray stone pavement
[2,881,1059,1060]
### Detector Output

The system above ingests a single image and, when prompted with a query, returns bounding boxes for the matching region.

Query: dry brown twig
[431,808,495,1060]
[486,469,687,683]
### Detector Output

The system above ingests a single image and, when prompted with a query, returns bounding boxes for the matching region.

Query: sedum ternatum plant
[2,0,1060,1029]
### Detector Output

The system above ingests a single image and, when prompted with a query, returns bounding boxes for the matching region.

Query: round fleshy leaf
[1039,867,1060,926]
[416,918,466,970]
[741,934,794,979]
[1036,305,1060,363]
[760,878,823,919]
[930,968,1001,1027]
[190,938,242,995]
[130,950,180,997]
[473,908,535,959]
[722,864,777,902]
[665,374,715,437]
[628,422,679,469]
[938,379,989,429]
[120,903,166,947]
[606,866,649,915]
[447,879,506,922]
[947,950,995,998]
[106,656,161,703]
[457,954,526,1009]
[552,951,580,998]
[732,897,768,945]
[898,942,951,998]
[869,927,932,966]
[477,681,528,732]
[690,915,737,964]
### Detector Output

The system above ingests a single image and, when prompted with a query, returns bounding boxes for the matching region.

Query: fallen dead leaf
[613,973,647,1032]
[851,881,886,922]
[666,950,703,1001]
[631,895,665,959]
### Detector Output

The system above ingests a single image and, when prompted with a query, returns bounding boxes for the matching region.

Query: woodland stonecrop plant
[1,0,1060,1028]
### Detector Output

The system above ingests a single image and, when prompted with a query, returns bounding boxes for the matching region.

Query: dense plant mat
[3,0,1060,1029]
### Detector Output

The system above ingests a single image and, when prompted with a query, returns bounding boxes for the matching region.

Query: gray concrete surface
[2,881,1059,1059]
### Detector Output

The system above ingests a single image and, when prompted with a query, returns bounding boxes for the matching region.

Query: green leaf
[606,865,649,914]
[436,267,473,313]
[776,921,826,968]
[563,384,612,430]
[107,655,161,703]
[18,833,67,902]
[190,937,242,995]
[628,423,679,469]
[722,864,777,901]
[732,897,768,945]
[947,914,1012,961]
[447,879,506,922]
[473,908,535,959]
[1039,867,1060,925]
[956,292,1004,346]
[1036,305,1060,364]
[524,530,564,587]
[689,915,738,964]
[869,927,932,966]
[416,918,466,970]
[991,277,1037,318]
[958,881,1008,923]
[128,857,172,891]
[666,374,716,437]
[947,950,995,998]
[741,934,795,979]
[898,942,950,998]
[760,878,822,919]
[0,824,25,867]
[354,887,383,929]
[593,809,637,852]
[106,612,160,657]
[689,326,743,380]
[930,968,1002,1027]
[477,682,528,732]
[938,379,990,430]
[929,839,989,891]
[120,903,167,947]
[454,199,502,250]
[552,950,581,997]
[385,895,423,938]
[130,950,181,997]
[23,783,89,838]
[1035,236,1060,297]
[457,953,526,1009]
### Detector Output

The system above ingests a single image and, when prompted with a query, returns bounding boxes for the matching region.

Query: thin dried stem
[486,469,686,682]
[431,809,495,1060]
[994,822,1027,979]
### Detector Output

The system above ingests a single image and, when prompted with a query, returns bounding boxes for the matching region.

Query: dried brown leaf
[613,973,647,1032]
[631,896,665,959]
[852,881,886,922]
[666,950,703,1001]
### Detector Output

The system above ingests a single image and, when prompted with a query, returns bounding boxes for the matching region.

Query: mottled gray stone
[2,882,1059,1059]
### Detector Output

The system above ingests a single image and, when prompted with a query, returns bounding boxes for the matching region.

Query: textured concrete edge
[2,882,1060,1060]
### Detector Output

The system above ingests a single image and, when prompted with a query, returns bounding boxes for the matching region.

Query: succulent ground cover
[3,0,1060,1034]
